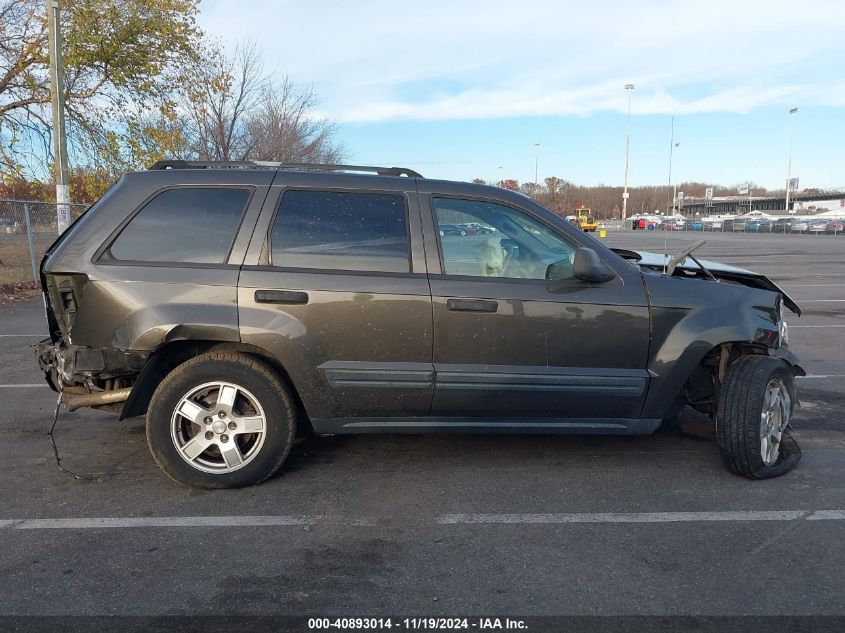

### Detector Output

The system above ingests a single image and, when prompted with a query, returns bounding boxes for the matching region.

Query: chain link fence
[0,200,89,287]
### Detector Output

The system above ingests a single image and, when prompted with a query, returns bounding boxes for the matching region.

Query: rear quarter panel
[42,170,272,350]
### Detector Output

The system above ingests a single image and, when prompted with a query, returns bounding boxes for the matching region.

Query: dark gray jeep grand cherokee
[36,161,804,488]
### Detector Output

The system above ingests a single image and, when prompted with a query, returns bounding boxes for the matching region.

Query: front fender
[640,274,799,419]
[770,346,806,377]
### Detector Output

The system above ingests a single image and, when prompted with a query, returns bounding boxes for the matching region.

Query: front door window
[433,197,576,280]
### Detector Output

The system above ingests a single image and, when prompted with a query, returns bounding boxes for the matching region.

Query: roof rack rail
[147,160,423,178]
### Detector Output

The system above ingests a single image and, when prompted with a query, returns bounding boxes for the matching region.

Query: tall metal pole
[534,143,540,189]
[622,84,635,220]
[47,0,71,234]
[785,106,798,214]
[748,182,752,215]
[666,117,676,214]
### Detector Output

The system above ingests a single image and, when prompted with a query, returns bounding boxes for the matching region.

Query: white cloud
[199,0,845,123]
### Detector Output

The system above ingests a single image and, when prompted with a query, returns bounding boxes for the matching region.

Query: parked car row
[438,222,496,237]
[663,217,845,234]
[631,216,686,231]
[732,218,844,234]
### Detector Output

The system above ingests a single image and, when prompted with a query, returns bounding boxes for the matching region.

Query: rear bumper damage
[36,339,148,411]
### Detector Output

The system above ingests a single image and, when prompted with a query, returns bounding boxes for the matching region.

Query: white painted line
[790,324,845,328]
[807,510,845,521]
[799,299,845,303]
[0,334,44,337]
[5,511,845,530]
[437,511,809,524]
[4,516,325,529]
[799,375,845,379]
[782,284,845,288]
[0,384,48,388]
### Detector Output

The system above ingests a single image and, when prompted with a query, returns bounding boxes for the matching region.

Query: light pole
[46,0,71,234]
[533,143,540,189]
[622,84,635,220]
[666,117,680,214]
[785,106,799,214]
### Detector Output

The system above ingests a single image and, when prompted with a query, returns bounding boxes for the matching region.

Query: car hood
[613,249,802,316]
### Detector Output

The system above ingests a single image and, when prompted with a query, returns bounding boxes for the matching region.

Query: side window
[109,188,250,263]
[433,197,576,280]
[270,190,410,273]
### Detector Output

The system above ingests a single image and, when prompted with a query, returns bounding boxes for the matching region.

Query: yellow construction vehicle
[570,207,598,232]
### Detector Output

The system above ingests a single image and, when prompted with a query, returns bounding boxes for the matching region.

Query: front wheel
[146,352,296,488]
[716,356,801,479]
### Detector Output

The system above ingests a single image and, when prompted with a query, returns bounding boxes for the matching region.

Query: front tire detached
[716,355,801,479]
[146,352,296,488]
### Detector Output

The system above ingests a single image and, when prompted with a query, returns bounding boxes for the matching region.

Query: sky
[198,0,845,189]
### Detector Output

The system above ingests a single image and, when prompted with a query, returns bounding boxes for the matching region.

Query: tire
[460,230,466,236]
[146,352,296,488]
[716,355,801,479]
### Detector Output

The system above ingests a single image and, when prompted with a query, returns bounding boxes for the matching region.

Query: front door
[423,193,651,423]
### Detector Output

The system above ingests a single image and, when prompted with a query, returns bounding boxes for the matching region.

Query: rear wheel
[146,352,296,488]
[716,356,801,479]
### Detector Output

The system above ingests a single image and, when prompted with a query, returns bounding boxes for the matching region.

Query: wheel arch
[655,340,805,421]
[120,339,309,425]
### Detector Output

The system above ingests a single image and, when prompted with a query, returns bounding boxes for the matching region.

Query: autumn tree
[0,0,204,178]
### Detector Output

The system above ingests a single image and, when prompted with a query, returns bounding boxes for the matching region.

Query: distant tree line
[0,0,343,201]
[472,177,838,219]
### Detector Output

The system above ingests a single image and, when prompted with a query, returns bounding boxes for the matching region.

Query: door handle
[254,290,309,305]
[447,298,498,313]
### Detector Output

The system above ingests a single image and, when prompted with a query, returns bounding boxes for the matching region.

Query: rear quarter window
[107,187,251,264]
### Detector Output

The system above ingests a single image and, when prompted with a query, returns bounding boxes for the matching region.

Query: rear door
[237,173,433,429]
[420,189,652,424]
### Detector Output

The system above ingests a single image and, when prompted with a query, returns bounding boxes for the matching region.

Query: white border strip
[0,384,48,388]
[1,511,844,529]
[437,511,809,524]
[2,516,324,529]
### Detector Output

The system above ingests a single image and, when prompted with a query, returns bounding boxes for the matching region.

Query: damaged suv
[37,161,803,488]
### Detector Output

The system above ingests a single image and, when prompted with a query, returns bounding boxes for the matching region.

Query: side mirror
[573,247,615,283]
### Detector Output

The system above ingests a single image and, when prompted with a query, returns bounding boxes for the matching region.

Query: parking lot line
[3,510,845,529]
[799,375,845,379]
[437,511,811,524]
[0,334,44,337]
[1,516,324,529]
[0,384,48,388]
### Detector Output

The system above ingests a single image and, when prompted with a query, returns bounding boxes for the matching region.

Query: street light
[666,116,680,214]
[534,143,540,188]
[622,84,635,220]
[785,106,799,214]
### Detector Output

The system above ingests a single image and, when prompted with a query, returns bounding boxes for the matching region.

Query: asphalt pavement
[0,231,843,618]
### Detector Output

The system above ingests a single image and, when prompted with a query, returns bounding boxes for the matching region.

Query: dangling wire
[47,393,100,482]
